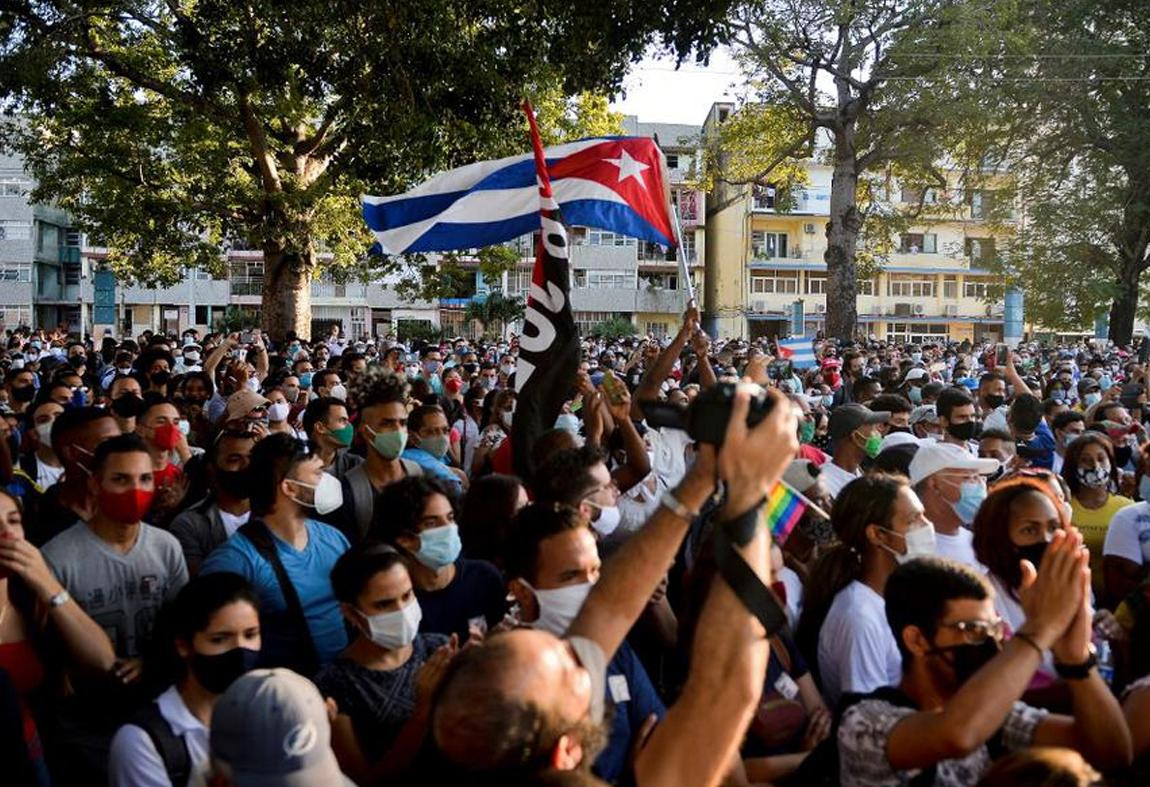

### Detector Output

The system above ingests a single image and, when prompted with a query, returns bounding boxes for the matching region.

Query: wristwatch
[47,590,71,609]
[1053,646,1097,680]
[660,489,697,521]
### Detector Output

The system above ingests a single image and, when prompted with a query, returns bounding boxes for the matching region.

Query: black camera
[639,381,775,445]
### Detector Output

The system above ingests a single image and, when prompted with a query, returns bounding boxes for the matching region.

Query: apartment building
[702,101,1021,344]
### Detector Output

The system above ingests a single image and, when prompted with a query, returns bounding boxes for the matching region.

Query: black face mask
[150,371,171,387]
[1115,445,1133,468]
[947,421,979,441]
[887,426,912,435]
[931,639,1001,685]
[190,646,260,694]
[985,394,1006,410]
[215,467,250,499]
[111,394,144,419]
[1017,540,1049,568]
[11,385,35,403]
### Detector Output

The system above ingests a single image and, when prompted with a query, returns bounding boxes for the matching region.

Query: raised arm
[606,385,651,493]
[631,307,697,419]
[1005,351,1034,397]
[203,333,237,380]
[633,387,798,787]
[692,328,716,389]
[252,334,269,382]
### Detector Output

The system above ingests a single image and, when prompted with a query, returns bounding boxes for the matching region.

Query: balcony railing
[230,280,263,297]
[752,187,831,214]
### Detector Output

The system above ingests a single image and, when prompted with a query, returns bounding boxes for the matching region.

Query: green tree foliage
[713,0,1002,339]
[0,0,727,338]
[465,290,526,339]
[967,0,1150,343]
[592,316,639,340]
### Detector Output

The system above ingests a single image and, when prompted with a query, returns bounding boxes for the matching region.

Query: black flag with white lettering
[512,101,580,482]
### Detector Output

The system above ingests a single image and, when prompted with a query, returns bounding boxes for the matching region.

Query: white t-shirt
[35,456,64,490]
[777,565,804,629]
[934,527,982,570]
[817,580,902,707]
[821,461,861,499]
[647,426,693,489]
[1103,500,1150,567]
[1052,452,1064,476]
[218,509,251,538]
[108,685,210,787]
[983,406,1009,434]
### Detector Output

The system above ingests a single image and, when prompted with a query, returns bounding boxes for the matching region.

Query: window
[805,273,827,294]
[574,311,621,334]
[0,180,27,197]
[752,184,777,210]
[681,231,697,262]
[943,276,958,299]
[0,266,31,283]
[506,268,534,295]
[751,231,788,259]
[350,307,368,339]
[665,154,679,169]
[858,278,875,296]
[750,271,799,294]
[888,322,948,344]
[964,279,991,299]
[583,229,636,247]
[898,233,937,254]
[582,270,636,289]
[195,306,210,324]
[900,186,921,204]
[36,222,60,252]
[0,304,32,327]
[965,237,996,264]
[645,321,670,336]
[64,230,82,247]
[969,190,991,219]
[63,264,81,285]
[888,274,935,298]
[0,221,31,240]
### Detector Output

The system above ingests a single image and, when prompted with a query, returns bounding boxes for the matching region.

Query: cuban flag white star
[603,149,650,189]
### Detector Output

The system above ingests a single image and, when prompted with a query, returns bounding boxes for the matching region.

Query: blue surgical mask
[908,386,923,404]
[1084,392,1102,408]
[299,372,313,389]
[949,479,987,524]
[555,413,580,434]
[1100,375,1113,390]
[821,394,834,408]
[414,524,462,570]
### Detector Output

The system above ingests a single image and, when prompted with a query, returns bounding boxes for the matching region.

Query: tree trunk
[825,125,862,342]
[262,245,315,341]
[1108,254,1144,346]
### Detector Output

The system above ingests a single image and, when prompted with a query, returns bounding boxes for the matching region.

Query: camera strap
[713,500,788,637]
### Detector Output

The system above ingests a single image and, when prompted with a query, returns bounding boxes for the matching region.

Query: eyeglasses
[938,617,1006,645]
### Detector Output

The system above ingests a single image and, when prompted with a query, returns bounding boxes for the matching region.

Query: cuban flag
[362,137,676,254]
[777,336,817,369]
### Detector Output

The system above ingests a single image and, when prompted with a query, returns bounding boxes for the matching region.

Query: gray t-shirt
[43,522,189,658]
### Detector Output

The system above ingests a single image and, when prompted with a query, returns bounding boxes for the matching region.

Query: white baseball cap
[908,442,1000,486]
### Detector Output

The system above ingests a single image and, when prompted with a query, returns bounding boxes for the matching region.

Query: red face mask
[100,487,154,523]
[445,378,463,394]
[150,423,180,451]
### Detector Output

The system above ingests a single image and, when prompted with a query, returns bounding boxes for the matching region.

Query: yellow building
[703,102,1012,342]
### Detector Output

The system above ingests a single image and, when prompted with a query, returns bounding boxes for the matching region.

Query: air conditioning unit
[815,303,827,314]
[894,302,914,317]
[944,304,959,317]
[803,223,816,234]
[913,304,926,316]
[752,300,767,313]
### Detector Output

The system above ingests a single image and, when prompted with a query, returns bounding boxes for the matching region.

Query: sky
[610,47,745,128]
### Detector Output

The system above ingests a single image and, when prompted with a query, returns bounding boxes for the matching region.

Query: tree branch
[237,90,283,194]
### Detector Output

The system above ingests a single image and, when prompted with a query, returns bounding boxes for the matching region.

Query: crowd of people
[2,311,1150,786]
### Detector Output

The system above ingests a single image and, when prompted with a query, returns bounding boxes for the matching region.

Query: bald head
[432,629,593,774]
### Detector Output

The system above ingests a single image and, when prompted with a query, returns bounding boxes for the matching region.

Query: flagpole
[672,202,696,309]
[779,479,831,521]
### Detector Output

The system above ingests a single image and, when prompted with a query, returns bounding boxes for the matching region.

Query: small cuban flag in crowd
[776,336,817,369]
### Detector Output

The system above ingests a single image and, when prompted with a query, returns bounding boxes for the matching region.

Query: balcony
[311,281,367,299]
[752,187,831,215]
[230,280,263,297]
[635,288,687,313]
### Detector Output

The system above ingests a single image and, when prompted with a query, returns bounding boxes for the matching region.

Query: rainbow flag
[766,482,806,542]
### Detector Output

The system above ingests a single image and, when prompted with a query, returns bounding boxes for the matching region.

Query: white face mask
[245,376,260,393]
[287,472,344,515]
[527,580,593,636]
[880,523,936,565]
[34,421,53,444]
[499,410,513,429]
[585,500,622,537]
[329,382,348,402]
[358,599,422,650]
[267,402,291,422]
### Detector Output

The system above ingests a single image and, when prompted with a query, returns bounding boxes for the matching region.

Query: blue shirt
[201,519,350,671]
[1024,421,1057,470]
[593,641,666,783]
[401,447,462,494]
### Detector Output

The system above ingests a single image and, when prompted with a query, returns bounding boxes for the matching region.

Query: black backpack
[129,704,191,787]
[784,686,1006,787]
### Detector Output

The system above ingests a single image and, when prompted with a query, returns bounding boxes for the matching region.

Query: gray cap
[829,403,891,441]
[211,669,348,787]
[909,404,939,425]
